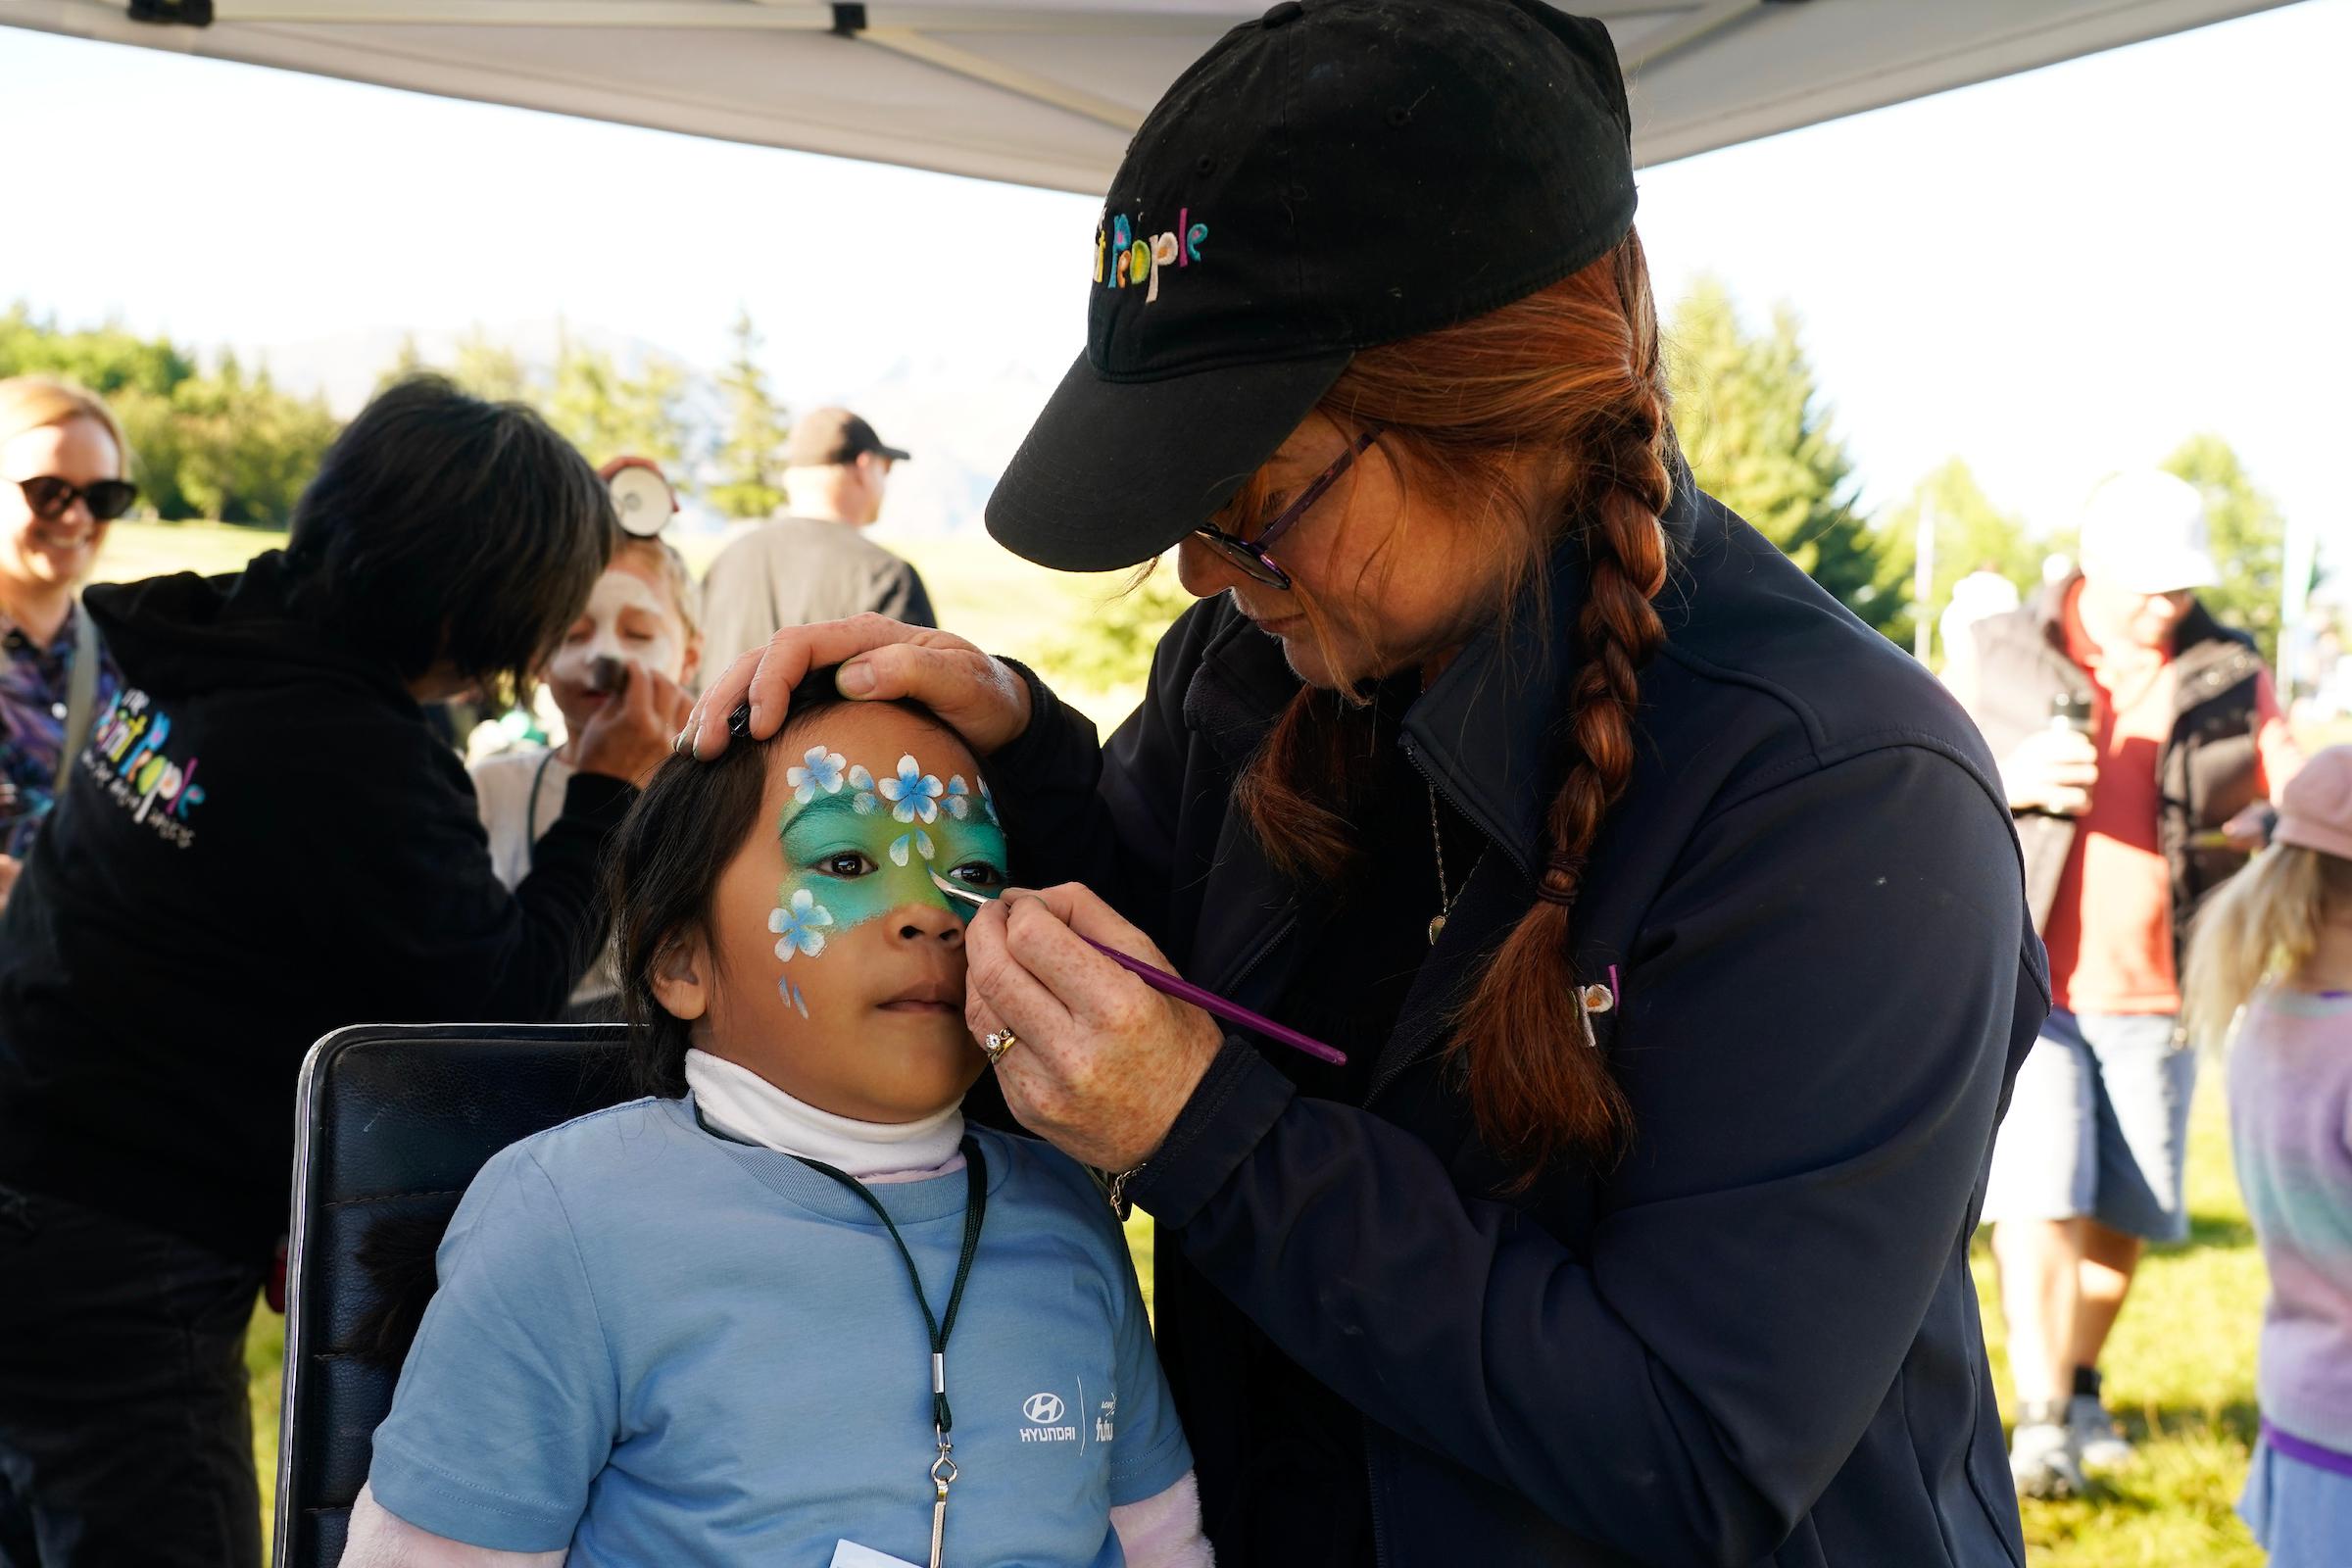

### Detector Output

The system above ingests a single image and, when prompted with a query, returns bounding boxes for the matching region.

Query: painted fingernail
[838,661,877,697]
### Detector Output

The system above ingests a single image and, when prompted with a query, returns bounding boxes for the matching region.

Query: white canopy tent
[0,0,2300,192]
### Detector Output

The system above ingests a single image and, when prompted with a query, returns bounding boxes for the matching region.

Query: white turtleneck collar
[683,1049,964,1180]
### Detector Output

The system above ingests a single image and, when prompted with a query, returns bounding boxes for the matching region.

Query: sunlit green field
[1975,1086,2266,1566]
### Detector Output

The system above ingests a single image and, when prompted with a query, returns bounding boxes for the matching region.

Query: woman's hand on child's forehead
[687,616,1032,761]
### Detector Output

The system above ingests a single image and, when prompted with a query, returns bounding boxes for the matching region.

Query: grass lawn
[92,518,286,586]
[242,1092,2262,1562]
[1974,1084,2267,1566]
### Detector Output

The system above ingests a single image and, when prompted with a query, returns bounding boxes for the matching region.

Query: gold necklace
[1427,784,1452,945]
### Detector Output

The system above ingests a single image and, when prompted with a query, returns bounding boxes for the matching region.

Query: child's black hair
[606,667,965,1098]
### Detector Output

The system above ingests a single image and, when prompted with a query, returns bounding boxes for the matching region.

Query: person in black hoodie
[0,376,687,1567]
[689,7,2041,1565]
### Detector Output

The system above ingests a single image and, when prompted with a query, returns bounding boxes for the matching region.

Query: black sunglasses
[1192,428,1382,591]
[17,475,139,524]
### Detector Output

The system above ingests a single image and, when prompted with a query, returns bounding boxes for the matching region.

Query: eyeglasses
[1192,428,1381,591]
[16,476,138,524]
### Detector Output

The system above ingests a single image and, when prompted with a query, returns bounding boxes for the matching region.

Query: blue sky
[1,1,2344,555]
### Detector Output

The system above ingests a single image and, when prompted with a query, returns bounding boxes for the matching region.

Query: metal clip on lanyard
[795,1137,988,1568]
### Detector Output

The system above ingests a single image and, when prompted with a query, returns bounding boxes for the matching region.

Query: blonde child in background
[469,533,700,1012]
[2182,745,2352,1565]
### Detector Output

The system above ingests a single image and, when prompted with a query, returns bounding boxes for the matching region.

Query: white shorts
[1980,1008,2196,1242]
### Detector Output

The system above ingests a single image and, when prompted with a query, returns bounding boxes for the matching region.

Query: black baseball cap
[785,407,910,467]
[987,0,1637,573]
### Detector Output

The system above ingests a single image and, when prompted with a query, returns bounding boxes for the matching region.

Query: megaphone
[599,456,677,539]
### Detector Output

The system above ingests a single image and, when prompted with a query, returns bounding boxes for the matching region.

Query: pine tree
[2165,434,2292,665]
[448,328,530,406]
[708,307,790,521]
[547,327,691,474]
[1665,278,1890,631]
[1870,459,2045,665]
[374,332,429,393]
[168,352,339,524]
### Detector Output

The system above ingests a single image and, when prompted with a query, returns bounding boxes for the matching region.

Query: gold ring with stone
[980,1029,1018,1064]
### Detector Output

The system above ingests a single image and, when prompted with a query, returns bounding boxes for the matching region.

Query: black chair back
[272,1023,635,1568]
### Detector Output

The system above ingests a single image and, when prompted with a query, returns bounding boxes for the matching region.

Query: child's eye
[949,861,1006,891]
[816,851,877,878]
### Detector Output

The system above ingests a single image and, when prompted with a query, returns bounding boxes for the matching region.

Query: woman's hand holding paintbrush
[931,871,1345,1066]
[950,879,1308,1174]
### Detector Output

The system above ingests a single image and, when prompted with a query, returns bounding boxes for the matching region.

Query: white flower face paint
[765,745,1008,1025]
[550,566,685,690]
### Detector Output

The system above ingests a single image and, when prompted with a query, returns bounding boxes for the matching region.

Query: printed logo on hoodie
[82,688,206,848]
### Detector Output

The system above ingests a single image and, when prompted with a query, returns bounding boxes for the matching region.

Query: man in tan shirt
[699,408,933,673]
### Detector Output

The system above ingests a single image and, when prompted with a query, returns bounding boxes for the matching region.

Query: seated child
[340,675,1210,1567]
[468,533,702,1013]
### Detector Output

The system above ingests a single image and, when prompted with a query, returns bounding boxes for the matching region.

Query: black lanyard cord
[794,1136,988,1435]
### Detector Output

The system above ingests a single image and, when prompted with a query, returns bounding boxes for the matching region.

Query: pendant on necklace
[1427,913,1447,944]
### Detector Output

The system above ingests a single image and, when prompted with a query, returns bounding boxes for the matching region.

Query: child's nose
[893,900,965,946]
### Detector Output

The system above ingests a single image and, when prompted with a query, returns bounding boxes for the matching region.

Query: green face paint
[766,746,1008,1018]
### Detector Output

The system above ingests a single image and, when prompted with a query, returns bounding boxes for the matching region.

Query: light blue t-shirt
[367,1096,1191,1566]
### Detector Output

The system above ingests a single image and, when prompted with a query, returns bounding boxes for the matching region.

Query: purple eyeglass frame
[1191,427,1382,591]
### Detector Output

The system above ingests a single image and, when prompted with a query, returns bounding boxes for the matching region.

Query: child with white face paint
[468,538,702,1011]
[341,673,1212,1568]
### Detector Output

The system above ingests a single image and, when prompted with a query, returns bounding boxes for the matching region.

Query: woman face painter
[690,3,2043,1564]
[342,676,1212,1567]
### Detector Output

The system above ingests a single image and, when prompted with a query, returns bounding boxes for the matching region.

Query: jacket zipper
[1365,1001,1450,1109]
[1219,906,1298,998]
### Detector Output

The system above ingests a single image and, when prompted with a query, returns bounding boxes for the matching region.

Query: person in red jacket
[1950,468,2299,1497]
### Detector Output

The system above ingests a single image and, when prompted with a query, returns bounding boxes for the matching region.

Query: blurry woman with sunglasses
[0,376,132,907]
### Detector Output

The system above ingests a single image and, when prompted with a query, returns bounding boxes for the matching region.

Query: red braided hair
[1230,229,1675,1179]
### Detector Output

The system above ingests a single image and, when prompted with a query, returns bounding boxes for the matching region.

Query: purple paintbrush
[931,872,1348,1065]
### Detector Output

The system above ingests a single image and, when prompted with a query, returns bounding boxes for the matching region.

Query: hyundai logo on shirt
[1020,1392,1077,1443]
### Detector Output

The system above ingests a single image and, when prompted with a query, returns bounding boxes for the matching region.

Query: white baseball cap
[2077,469,2219,595]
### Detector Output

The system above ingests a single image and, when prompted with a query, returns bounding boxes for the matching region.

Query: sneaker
[2009,1414,2085,1500]
[2068,1393,2133,1471]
